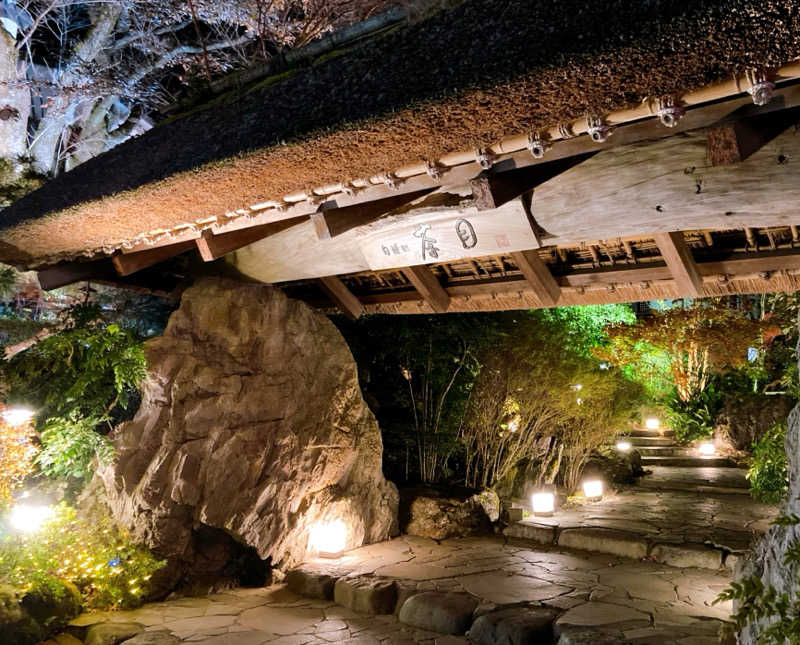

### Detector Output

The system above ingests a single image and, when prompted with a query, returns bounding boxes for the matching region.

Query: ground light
[309,520,347,559]
[9,503,55,533]
[616,440,632,452]
[583,480,603,501]
[1,407,34,426]
[531,492,555,517]
[698,442,716,457]
[645,418,660,430]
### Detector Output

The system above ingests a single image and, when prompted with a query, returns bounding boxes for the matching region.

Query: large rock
[715,393,794,453]
[401,488,500,540]
[469,606,557,644]
[99,279,398,576]
[397,592,478,634]
[737,402,800,643]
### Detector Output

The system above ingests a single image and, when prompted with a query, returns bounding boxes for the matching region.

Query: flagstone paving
[70,535,735,644]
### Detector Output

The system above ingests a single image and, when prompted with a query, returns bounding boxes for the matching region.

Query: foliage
[0,265,17,298]
[664,384,723,444]
[2,304,147,481]
[35,414,114,482]
[716,513,800,643]
[537,304,635,357]
[597,300,768,401]
[748,422,789,505]
[0,411,37,507]
[0,504,164,610]
[460,314,644,490]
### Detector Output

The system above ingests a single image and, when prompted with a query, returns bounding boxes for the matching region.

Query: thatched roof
[2,0,800,265]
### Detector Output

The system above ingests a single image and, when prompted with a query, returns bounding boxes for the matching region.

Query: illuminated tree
[0,405,37,506]
[596,300,768,401]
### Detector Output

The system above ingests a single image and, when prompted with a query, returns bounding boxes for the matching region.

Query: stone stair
[624,427,735,468]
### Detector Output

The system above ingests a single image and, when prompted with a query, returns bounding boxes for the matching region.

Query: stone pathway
[507,425,777,569]
[67,535,735,645]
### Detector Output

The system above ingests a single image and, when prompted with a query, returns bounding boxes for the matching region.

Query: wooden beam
[510,249,561,306]
[653,231,704,298]
[37,259,117,290]
[402,265,450,313]
[318,276,364,319]
[470,154,594,211]
[197,216,305,261]
[311,189,435,240]
[707,108,800,166]
[112,241,195,276]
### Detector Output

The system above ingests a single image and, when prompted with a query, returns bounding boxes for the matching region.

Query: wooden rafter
[319,276,364,319]
[653,231,704,298]
[197,217,305,262]
[402,265,450,313]
[510,249,560,306]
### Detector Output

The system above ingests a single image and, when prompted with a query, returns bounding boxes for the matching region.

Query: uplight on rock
[309,520,347,559]
[645,418,660,430]
[698,442,716,457]
[616,440,632,452]
[531,492,555,517]
[1,407,34,427]
[9,504,55,533]
[583,480,603,501]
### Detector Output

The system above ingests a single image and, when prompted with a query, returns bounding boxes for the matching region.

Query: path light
[699,442,716,457]
[531,492,555,517]
[9,504,55,533]
[583,480,603,501]
[645,418,660,430]
[309,520,347,559]
[1,407,34,427]
[616,440,632,452]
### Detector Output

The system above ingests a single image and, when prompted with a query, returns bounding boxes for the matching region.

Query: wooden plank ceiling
[36,85,800,315]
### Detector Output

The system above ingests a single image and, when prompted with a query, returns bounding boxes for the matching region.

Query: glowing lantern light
[616,440,632,452]
[531,492,555,517]
[2,407,34,427]
[698,442,716,457]
[309,520,347,559]
[9,504,55,533]
[583,480,603,501]
[645,418,660,430]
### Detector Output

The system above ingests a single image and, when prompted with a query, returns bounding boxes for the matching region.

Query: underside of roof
[2,0,800,264]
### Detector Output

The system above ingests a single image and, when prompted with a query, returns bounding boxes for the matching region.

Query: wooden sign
[357,201,539,271]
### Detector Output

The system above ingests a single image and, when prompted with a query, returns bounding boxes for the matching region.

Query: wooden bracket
[470,153,595,211]
[113,240,195,276]
[402,265,450,313]
[311,189,435,240]
[197,217,305,262]
[653,231,704,298]
[319,276,364,319]
[510,249,561,306]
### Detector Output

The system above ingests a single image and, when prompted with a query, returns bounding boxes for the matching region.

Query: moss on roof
[2,0,800,263]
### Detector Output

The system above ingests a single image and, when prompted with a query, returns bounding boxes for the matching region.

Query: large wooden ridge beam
[510,249,561,306]
[653,231,704,298]
[402,265,450,313]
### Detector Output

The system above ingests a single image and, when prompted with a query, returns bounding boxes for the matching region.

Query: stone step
[640,456,734,467]
[636,465,750,494]
[626,436,678,447]
[631,446,690,457]
[629,428,674,438]
[503,523,734,571]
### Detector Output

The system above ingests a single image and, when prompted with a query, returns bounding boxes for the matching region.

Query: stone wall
[99,279,398,582]
[737,401,800,642]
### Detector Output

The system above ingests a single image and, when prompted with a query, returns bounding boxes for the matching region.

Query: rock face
[100,279,398,577]
[715,393,794,453]
[738,401,800,643]
[400,488,500,540]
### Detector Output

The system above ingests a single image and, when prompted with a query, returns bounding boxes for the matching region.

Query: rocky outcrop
[400,487,500,540]
[715,393,794,454]
[99,279,398,578]
[737,402,800,643]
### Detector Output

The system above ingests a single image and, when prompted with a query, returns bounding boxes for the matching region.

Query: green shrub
[36,413,114,481]
[748,422,789,505]
[0,504,164,610]
[665,386,723,444]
